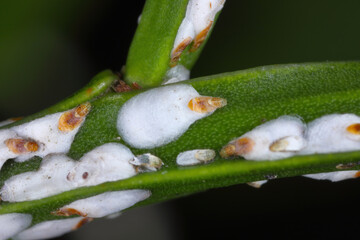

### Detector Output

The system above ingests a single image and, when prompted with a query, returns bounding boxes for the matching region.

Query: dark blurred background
[1,1,360,239]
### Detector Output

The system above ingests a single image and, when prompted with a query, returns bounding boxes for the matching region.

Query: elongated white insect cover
[247,180,268,188]
[67,143,136,187]
[304,170,359,182]
[0,119,16,127]
[176,149,216,166]
[1,155,76,202]
[117,84,219,149]
[58,190,151,218]
[0,213,32,240]
[13,217,85,240]
[302,114,360,154]
[221,116,307,161]
[171,0,226,63]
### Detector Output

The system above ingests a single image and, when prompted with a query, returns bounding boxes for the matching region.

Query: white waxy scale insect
[163,64,190,85]
[0,119,16,128]
[0,213,32,240]
[220,116,307,161]
[56,190,151,218]
[304,170,360,182]
[300,114,360,181]
[171,0,226,63]
[0,104,90,171]
[13,217,87,240]
[301,114,360,154]
[0,154,76,202]
[247,180,268,188]
[1,143,138,202]
[176,149,216,166]
[117,84,226,149]
[67,143,137,188]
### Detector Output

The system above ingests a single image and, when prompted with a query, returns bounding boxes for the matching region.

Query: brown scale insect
[113,80,132,93]
[52,208,87,217]
[188,96,227,113]
[190,21,213,52]
[220,137,255,159]
[5,138,39,154]
[58,102,91,132]
[170,36,193,66]
[346,123,360,135]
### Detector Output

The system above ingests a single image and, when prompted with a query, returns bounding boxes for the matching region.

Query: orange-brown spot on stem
[58,102,91,132]
[113,80,132,93]
[52,208,87,217]
[235,137,255,155]
[190,22,213,52]
[346,123,360,135]
[73,217,93,230]
[355,171,360,178]
[86,87,93,95]
[131,82,142,90]
[170,37,193,67]
[5,138,39,154]
[10,117,23,121]
[188,96,227,113]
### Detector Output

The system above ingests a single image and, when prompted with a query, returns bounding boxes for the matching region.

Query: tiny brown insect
[188,96,227,113]
[5,138,39,154]
[190,22,213,52]
[52,208,87,217]
[170,36,193,66]
[220,137,255,158]
[58,102,91,132]
[346,123,360,135]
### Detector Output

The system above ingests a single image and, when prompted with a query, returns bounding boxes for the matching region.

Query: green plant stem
[1,62,360,225]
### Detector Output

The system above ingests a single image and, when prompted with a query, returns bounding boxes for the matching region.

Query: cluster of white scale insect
[0,1,230,238]
[170,0,225,64]
[1,80,360,239]
[219,114,360,187]
[0,83,227,239]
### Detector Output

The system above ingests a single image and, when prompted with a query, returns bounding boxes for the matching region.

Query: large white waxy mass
[0,213,32,240]
[117,84,213,149]
[301,114,360,154]
[68,143,136,187]
[304,170,359,182]
[239,116,307,161]
[1,143,137,202]
[0,155,76,202]
[61,190,151,218]
[13,217,84,240]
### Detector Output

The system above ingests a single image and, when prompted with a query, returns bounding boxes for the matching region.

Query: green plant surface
[124,0,224,88]
[0,70,117,129]
[2,62,360,225]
